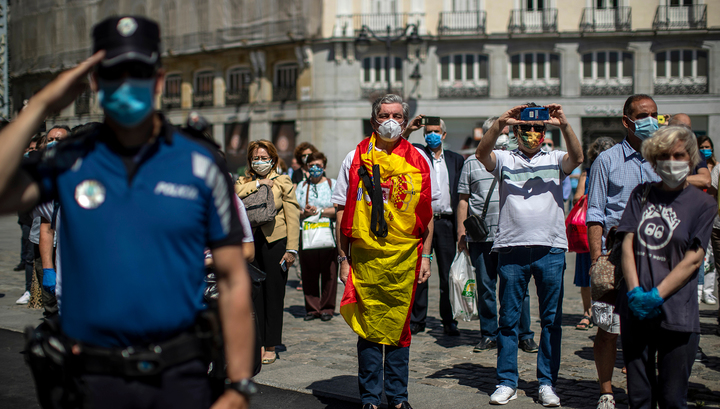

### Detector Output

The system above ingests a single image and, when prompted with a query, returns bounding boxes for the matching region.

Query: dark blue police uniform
[23,118,244,407]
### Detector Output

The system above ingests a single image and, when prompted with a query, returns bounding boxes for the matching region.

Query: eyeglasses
[518,125,545,133]
[97,62,156,81]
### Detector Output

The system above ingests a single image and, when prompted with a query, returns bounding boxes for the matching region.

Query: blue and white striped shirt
[586,139,660,250]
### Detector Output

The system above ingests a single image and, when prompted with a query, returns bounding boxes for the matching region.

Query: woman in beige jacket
[235,140,300,364]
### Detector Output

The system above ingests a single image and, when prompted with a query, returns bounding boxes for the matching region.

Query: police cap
[92,16,160,67]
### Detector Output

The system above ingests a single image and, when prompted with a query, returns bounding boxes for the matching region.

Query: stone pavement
[0,214,719,408]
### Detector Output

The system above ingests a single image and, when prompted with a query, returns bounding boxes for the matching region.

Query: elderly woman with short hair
[617,125,716,408]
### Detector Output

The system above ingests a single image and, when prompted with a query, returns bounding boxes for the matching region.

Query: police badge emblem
[117,17,138,37]
[75,180,106,209]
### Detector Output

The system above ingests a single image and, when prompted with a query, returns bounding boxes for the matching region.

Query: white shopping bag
[449,251,478,322]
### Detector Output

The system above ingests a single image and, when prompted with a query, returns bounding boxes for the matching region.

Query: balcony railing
[193,93,214,108]
[226,89,250,106]
[653,5,706,30]
[273,86,297,102]
[580,7,631,32]
[508,79,560,97]
[438,11,486,36]
[162,95,181,110]
[581,78,633,96]
[438,83,489,99]
[334,13,425,37]
[361,84,404,100]
[654,76,708,95]
[508,9,557,33]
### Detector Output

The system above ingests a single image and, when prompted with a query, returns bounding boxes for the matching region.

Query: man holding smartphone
[475,103,583,406]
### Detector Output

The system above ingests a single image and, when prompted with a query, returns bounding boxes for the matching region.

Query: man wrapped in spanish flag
[331,95,435,409]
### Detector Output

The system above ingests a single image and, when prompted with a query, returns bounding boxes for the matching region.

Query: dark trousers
[81,359,212,409]
[21,224,33,292]
[621,316,698,409]
[357,337,409,407]
[33,243,58,317]
[299,247,338,316]
[251,231,288,348]
[411,217,456,326]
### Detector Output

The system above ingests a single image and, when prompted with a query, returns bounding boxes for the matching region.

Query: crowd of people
[2,13,718,409]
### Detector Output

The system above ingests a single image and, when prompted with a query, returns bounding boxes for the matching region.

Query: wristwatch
[338,256,349,264]
[225,378,258,399]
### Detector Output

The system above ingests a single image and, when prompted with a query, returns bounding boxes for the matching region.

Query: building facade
[10,0,720,176]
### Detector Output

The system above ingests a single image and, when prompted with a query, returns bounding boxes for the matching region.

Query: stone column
[629,41,653,95]
[709,114,720,155]
[557,43,580,98]
[214,73,225,107]
[485,44,508,99]
[705,40,720,95]
[213,123,225,149]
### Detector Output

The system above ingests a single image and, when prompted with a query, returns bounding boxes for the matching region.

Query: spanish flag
[340,134,433,347]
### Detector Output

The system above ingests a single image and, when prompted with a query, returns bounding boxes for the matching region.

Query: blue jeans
[496,246,565,388]
[357,337,409,406]
[468,242,534,341]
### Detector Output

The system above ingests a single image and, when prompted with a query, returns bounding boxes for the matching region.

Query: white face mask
[376,119,403,142]
[252,160,273,176]
[655,160,690,189]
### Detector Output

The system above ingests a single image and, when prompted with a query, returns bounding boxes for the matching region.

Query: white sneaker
[539,385,561,407]
[15,291,30,305]
[703,291,717,305]
[597,394,615,409]
[490,385,517,405]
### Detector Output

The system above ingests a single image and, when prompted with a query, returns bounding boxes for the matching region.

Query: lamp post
[355,23,422,94]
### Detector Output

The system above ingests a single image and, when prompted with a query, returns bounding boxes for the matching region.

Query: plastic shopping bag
[565,194,589,253]
[449,251,478,322]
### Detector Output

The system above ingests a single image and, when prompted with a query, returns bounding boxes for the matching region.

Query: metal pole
[385,25,392,95]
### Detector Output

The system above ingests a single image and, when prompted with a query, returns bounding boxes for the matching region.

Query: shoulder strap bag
[463,178,497,242]
[242,176,278,228]
[301,179,336,250]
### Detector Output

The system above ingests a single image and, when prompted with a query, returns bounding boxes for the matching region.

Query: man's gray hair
[482,116,499,134]
[372,94,409,123]
[427,118,447,134]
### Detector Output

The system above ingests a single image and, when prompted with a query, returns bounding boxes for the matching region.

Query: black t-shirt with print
[617,182,715,333]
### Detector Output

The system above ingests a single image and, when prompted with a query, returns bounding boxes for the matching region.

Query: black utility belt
[77,331,206,377]
[433,213,454,220]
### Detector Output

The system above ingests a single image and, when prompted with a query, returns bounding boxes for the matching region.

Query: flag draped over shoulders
[340,134,433,347]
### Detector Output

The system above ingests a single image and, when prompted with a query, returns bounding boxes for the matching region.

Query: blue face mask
[700,148,713,160]
[46,141,58,149]
[629,116,659,141]
[424,132,442,149]
[98,78,155,128]
[309,165,324,179]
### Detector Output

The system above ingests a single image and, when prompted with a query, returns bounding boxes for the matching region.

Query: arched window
[580,51,633,96]
[360,56,403,98]
[194,70,214,108]
[438,53,489,98]
[654,49,708,94]
[163,73,182,110]
[227,67,252,105]
[508,52,560,97]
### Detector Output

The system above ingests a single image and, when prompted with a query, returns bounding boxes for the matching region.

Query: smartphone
[520,107,549,121]
[420,116,441,126]
[280,259,288,272]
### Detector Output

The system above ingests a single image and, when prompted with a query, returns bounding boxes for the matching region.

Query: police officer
[0,16,255,409]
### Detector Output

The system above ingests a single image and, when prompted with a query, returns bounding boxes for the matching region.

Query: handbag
[565,194,589,253]
[463,178,497,242]
[590,183,652,302]
[301,179,336,250]
[242,178,277,228]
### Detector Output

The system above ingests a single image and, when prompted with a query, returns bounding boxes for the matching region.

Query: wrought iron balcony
[361,84,403,100]
[580,78,633,96]
[438,11,486,36]
[162,95,181,110]
[653,5,706,30]
[334,13,425,37]
[226,89,250,106]
[192,93,214,108]
[273,85,297,102]
[508,9,557,33]
[654,76,708,95]
[508,79,560,97]
[580,7,631,32]
[438,83,489,99]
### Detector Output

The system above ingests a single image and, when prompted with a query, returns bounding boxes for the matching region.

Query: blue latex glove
[42,268,56,296]
[629,287,664,320]
[627,286,644,317]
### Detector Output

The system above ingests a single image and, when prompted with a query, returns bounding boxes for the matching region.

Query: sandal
[575,315,593,330]
[262,352,277,364]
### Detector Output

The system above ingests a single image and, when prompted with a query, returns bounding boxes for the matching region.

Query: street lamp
[354,23,422,94]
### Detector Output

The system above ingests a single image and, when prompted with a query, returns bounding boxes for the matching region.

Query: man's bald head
[669,113,692,128]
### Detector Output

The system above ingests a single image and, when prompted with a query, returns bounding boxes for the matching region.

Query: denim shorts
[592,301,620,334]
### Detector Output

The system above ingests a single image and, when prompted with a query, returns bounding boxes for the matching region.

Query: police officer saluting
[0,16,255,409]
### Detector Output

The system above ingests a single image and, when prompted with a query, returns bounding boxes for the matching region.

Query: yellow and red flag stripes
[340,134,433,347]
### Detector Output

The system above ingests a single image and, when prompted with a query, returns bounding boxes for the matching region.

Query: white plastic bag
[449,251,478,322]
[301,212,336,250]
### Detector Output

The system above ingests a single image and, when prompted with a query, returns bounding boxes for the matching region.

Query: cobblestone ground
[280,253,720,409]
[1,215,719,408]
